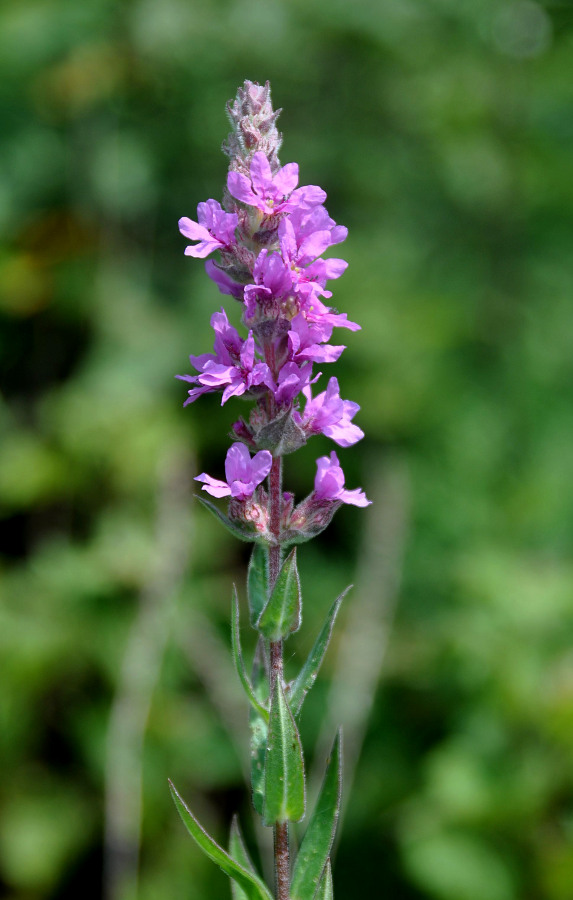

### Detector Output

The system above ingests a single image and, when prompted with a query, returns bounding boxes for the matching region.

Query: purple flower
[313,451,370,507]
[287,313,345,364]
[278,217,348,300]
[300,292,361,333]
[176,310,274,405]
[294,377,364,447]
[244,248,293,319]
[273,361,315,406]
[227,151,326,217]
[195,443,272,499]
[288,205,348,248]
[179,200,238,258]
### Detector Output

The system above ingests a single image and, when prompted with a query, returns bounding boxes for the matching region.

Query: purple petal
[184,239,223,259]
[178,217,212,242]
[249,152,273,197]
[296,343,345,363]
[197,362,235,387]
[183,386,212,405]
[224,443,252,483]
[229,479,256,500]
[194,473,232,498]
[249,449,273,484]
[278,218,298,261]
[221,380,247,404]
[240,332,256,371]
[287,185,327,212]
[273,162,299,197]
[175,373,200,384]
[323,421,365,447]
[227,170,258,206]
[321,258,348,279]
[298,230,335,262]
[330,225,348,244]
[338,487,371,507]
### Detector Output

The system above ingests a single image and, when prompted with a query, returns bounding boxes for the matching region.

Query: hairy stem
[268,454,289,900]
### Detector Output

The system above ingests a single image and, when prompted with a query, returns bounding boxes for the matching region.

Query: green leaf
[257,548,301,641]
[196,495,268,544]
[169,781,273,900]
[313,860,333,900]
[248,544,269,627]
[249,640,269,817]
[231,587,269,723]
[263,677,305,825]
[289,588,350,716]
[229,815,258,900]
[290,731,342,900]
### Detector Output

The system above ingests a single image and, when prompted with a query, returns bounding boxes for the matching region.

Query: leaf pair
[170,728,341,900]
[248,545,350,714]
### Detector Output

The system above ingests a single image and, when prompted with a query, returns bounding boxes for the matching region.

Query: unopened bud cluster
[177,80,370,543]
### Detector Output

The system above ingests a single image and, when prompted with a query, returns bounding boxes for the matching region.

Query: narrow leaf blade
[249,640,269,816]
[257,548,301,641]
[196,495,267,544]
[263,678,306,825]
[289,588,350,716]
[248,544,269,627]
[169,781,273,900]
[313,860,334,900]
[231,587,269,723]
[229,816,257,900]
[290,731,342,900]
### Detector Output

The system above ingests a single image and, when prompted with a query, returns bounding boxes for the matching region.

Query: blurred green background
[1,0,573,898]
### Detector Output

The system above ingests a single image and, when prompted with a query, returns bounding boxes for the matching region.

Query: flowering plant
[170,80,369,900]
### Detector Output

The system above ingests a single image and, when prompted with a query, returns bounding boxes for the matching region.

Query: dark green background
[2,0,573,898]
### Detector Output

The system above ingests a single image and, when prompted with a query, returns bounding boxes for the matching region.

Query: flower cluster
[178,81,369,542]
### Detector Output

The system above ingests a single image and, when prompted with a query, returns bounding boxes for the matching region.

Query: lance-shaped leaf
[250,639,269,816]
[169,781,273,900]
[231,587,269,723]
[248,544,269,627]
[263,677,305,825]
[257,548,301,641]
[290,730,342,900]
[289,588,350,716]
[196,495,268,544]
[229,815,259,900]
[314,860,333,900]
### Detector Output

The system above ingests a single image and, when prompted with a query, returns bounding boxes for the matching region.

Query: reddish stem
[267,453,289,900]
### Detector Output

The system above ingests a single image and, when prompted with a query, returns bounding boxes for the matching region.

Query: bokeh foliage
[1,0,573,898]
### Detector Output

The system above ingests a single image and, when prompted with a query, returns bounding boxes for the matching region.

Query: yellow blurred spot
[0,253,50,316]
[32,42,125,115]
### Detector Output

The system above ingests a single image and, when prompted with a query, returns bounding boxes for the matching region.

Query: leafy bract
[196,495,267,544]
[257,548,301,641]
[263,677,305,825]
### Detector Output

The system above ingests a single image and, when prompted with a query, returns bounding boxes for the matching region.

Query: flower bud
[223,80,283,177]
